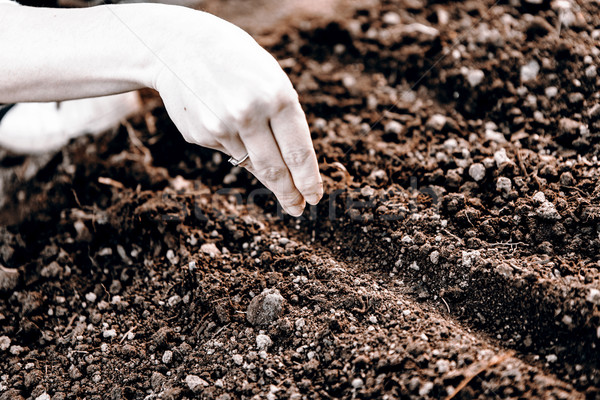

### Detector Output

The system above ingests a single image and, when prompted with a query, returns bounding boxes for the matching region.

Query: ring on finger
[228,153,250,167]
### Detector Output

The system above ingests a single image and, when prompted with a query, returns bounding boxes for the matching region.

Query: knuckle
[233,98,269,129]
[275,88,299,112]
[284,148,312,168]
[257,165,288,183]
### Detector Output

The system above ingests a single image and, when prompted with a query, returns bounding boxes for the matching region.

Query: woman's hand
[151,9,323,216]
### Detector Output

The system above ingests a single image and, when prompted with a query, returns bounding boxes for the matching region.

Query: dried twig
[98,177,125,190]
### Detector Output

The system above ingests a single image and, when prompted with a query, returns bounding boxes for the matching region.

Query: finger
[270,100,323,205]
[218,133,251,168]
[238,122,306,217]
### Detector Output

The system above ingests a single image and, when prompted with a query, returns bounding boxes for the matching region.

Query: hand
[151,9,323,216]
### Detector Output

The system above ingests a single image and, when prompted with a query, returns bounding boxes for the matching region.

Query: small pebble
[246,288,284,326]
[186,375,209,392]
[103,329,117,339]
[464,68,485,87]
[0,265,19,291]
[384,120,403,135]
[162,350,173,364]
[84,292,97,303]
[532,191,546,205]
[494,148,512,168]
[585,65,597,79]
[468,163,486,181]
[200,243,221,257]
[0,335,10,351]
[351,377,364,389]
[426,114,447,131]
[429,251,440,265]
[520,60,540,82]
[546,354,558,363]
[232,354,244,366]
[536,201,561,220]
[496,177,512,193]
[256,334,273,351]
[382,11,401,25]
[545,86,558,98]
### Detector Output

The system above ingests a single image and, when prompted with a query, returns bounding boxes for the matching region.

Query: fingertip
[285,204,305,217]
[305,193,321,205]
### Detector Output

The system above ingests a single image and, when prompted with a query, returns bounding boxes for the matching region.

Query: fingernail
[305,193,321,205]
[286,204,305,217]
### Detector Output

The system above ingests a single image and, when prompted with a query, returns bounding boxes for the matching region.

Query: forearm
[0,4,166,103]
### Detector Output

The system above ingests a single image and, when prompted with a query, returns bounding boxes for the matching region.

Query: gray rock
[256,334,273,351]
[496,177,512,193]
[162,350,173,364]
[246,288,284,326]
[186,375,208,392]
[536,201,561,220]
[0,265,19,291]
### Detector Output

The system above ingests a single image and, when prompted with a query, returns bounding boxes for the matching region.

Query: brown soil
[1,0,600,399]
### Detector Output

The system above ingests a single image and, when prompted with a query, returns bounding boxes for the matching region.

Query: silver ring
[228,153,249,167]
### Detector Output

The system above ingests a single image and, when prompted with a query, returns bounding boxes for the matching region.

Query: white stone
[546,354,558,363]
[162,350,173,364]
[295,318,306,331]
[384,120,403,135]
[545,86,558,98]
[0,336,10,351]
[429,250,440,265]
[494,148,512,168]
[468,163,486,182]
[585,65,597,79]
[536,201,561,220]
[167,295,181,307]
[586,288,600,305]
[186,375,209,392]
[443,138,458,150]
[84,292,97,303]
[462,250,481,268]
[496,177,512,193]
[232,354,244,366]
[520,60,540,82]
[103,329,117,339]
[256,334,273,351]
[351,377,364,389]
[427,114,447,131]
[35,393,51,400]
[200,243,221,257]
[382,11,401,25]
[419,381,434,396]
[465,69,485,87]
[532,191,546,205]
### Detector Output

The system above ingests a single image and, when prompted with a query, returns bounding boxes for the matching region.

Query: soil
[1,0,600,399]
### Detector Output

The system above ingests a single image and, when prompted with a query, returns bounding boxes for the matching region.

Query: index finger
[270,100,323,205]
